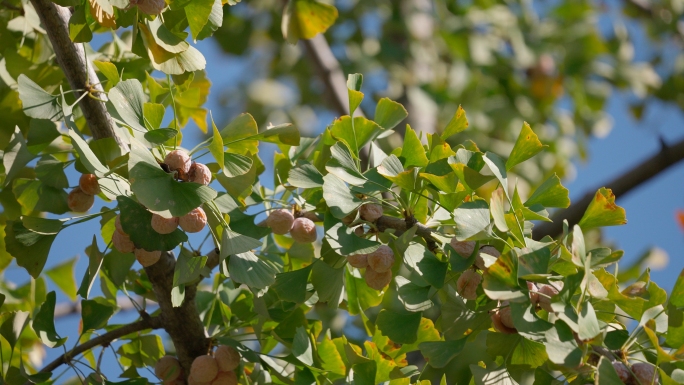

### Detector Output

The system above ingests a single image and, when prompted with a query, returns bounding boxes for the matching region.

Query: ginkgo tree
[0,0,683,385]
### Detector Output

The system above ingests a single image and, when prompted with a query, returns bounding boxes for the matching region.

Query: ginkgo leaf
[578,188,627,231]
[282,0,338,44]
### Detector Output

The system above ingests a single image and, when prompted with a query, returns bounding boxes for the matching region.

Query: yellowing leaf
[89,0,116,28]
[441,105,468,140]
[506,122,546,170]
[578,187,627,231]
[282,0,338,44]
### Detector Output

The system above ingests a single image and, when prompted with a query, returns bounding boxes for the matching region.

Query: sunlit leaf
[374,98,407,130]
[282,0,338,44]
[441,105,468,140]
[401,125,429,168]
[32,291,67,348]
[376,310,421,344]
[17,75,62,120]
[506,122,546,170]
[5,220,57,278]
[228,251,277,289]
[524,174,570,208]
[81,299,115,331]
[3,127,35,187]
[578,187,627,230]
[292,326,314,366]
[45,257,78,301]
[453,200,490,241]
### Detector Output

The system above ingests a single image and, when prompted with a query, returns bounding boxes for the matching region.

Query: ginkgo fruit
[211,371,237,385]
[134,249,161,267]
[499,301,515,329]
[179,207,207,233]
[214,345,240,372]
[68,187,95,212]
[347,254,368,268]
[112,230,135,253]
[130,0,166,14]
[164,149,192,174]
[365,268,392,290]
[537,284,560,312]
[154,356,182,383]
[490,311,517,334]
[266,209,295,235]
[79,173,101,196]
[190,355,219,383]
[456,269,481,300]
[631,362,658,385]
[612,361,633,384]
[188,162,212,185]
[151,214,179,235]
[359,203,383,222]
[450,239,475,258]
[290,217,317,243]
[367,245,395,273]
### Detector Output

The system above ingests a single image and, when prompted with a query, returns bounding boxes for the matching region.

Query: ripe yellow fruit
[154,356,182,383]
[290,217,317,243]
[450,239,475,258]
[79,174,101,196]
[359,203,383,222]
[211,371,237,385]
[214,345,240,372]
[190,355,219,383]
[151,214,179,235]
[347,254,368,268]
[164,150,192,174]
[68,187,95,212]
[456,270,481,300]
[266,209,295,235]
[367,245,395,273]
[188,162,212,185]
[179,207,207,233]
[134,249,161,267]
[364,268,392,290]
[112,230,135,253]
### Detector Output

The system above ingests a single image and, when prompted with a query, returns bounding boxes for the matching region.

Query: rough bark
[144,252,210,374]
[533,137,684,239]
[29,0,126,149]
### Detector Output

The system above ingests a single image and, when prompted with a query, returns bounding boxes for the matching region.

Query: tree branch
[376,215,439,252]
[54,296,156,319]
[30,315,162,380]
[29,0,126,149]
[533,137,684,240]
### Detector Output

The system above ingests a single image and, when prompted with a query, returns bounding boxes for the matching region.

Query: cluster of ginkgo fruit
[264,208,317,243]
[100,149,211,267]
[154,345,241,385]
[342,204,398,290]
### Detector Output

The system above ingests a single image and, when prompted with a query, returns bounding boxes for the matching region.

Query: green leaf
[419,339,466,368]
[128,139,217,217]
[27,119,61,154]
[139,23,207,75]
[483,250,525,301]
[377,155,417,191]
[448,163,494,191]
[13,179,69,214]
[109,79,146,132]
[347,73,363,116]
[326,142,366,185]
[374,98,407,130]
[3,127,35,187]
[143,103,165,130]
[506,122,546,170]
[35,156,69,189]
[352,361,377,385]
[185,0,215,40]
[118,196,187,251]
[395,275,433,312]
[273,265,312,303]
[93,60,120,89]
[524,174,570,208]
[325,217,380,256]
[32,291,67,348]
[577,187,627,230]
[490,188,509,232]
[544,320,582,367]
[223,152,253,177]
[318,337,346,377]
[453,200,490,241]
[482,152,509,200]
[209,115,224,171]
[196,0,223,40]
[329,116,383,155]
[403,243,447,288]
[68,129,109,177]
[671,269,684,308]
[77,236,104,299]
[288,161,324,188]
[5,220,57,278]
[292,326,314,366]
[311,260,344,306]
[220,227,261,258]
[221,113,258,155]
[80,299,114,331]
[511,338,547,368]
[144,129,178,145]
[401,125,429,168]
[69,5,92,42]
[322,173,361,219]
[578,302,601,340]
[282,0,338,44]
[17,74,62,120]
[174,248,207,286]
[254,123,300,146]
[228,251,277,289]
[21,216,63,235]
[45,257,78,301]
[470,364,516,385]
[0,311,30,349]
[596,356,624,385]
[517,246,551,280]
[441,105,468,139]
[375,310,421,344]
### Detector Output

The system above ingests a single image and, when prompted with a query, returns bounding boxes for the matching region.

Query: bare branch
[29,0,127,149]
[54,297,156,319]
[29,315,162,381]
[533,137,684,240]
